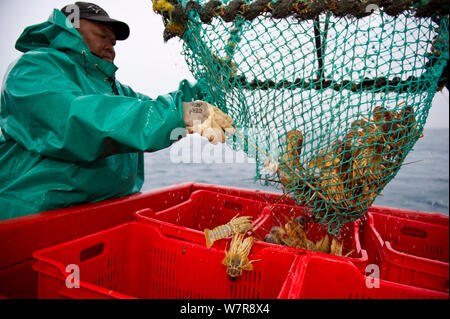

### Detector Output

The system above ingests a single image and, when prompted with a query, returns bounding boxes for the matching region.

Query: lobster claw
[204,228,214,248]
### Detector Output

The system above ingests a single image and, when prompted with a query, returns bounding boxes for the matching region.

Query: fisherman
[0,2,234,220]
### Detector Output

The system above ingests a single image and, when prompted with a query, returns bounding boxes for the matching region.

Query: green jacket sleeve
[1,50,201,162]
[117,82,152,101]
[117,79,203,102]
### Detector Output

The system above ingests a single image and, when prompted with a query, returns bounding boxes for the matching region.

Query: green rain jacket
[0,9,201,220]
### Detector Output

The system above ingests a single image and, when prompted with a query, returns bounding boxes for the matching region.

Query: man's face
[77,19,116,63]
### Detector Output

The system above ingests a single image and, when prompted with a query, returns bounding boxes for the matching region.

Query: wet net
[152,0,449,234]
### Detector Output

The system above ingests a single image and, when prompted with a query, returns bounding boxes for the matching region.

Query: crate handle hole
[223,201,243,211]
[400,226,427,238]
[80,243,105,262]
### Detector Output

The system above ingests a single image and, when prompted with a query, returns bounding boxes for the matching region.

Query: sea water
[142,128,449,215]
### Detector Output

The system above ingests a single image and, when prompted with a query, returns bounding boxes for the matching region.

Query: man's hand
[182,100,235,144]
[182,100,210,127]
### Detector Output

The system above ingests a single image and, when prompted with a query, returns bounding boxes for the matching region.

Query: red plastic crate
[135,190,269,246]
[287,255,448,299]
[362,212,449,292]
[32,222,300,299]
[368,206,449,227]
[252,203,369,272]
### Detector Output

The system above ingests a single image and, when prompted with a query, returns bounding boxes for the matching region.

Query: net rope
[153,0,449,234]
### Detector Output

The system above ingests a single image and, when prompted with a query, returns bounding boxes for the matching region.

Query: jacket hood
[16,9,87,53]
[15,9,118,76]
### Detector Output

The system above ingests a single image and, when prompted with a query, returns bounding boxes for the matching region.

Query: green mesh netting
[153,0,449,234]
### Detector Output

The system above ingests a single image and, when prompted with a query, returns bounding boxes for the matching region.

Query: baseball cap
[61,2,130,40]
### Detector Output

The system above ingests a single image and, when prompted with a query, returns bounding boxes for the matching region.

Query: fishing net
[152,0,450,234]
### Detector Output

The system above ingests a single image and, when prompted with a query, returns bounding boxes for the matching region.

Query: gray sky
[0,0,448,128]
[0,0,195,97]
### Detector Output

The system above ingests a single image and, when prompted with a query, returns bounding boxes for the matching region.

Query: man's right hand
[182,100,235,144]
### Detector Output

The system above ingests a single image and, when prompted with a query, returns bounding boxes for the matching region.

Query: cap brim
[83,16,130,40]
